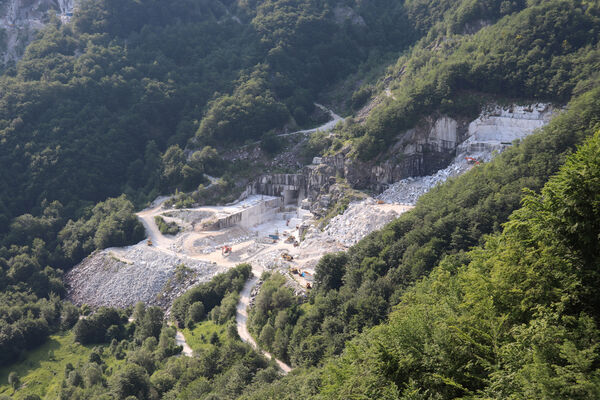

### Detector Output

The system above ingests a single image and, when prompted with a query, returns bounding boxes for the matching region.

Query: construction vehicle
[465,156,481,165]
[290,268,299,274]
[306,282,312,289]
[222,246,232,256]
[293,240,300,247]
[377,200,385,205]
[147,238,153,246]
[282,253,293,262]
[268,234,279,241]
[285,236,295,244]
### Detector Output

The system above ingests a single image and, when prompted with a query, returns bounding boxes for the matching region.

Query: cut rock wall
[308,103,554,195]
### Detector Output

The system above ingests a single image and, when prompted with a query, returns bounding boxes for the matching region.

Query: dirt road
[137,204,292,372]
[236,266,292,374]
[175,330,194,357]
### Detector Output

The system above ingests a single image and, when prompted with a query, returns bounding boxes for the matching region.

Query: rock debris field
[376,153,487,205]
[302,199,412,250]
[66,242,220,309]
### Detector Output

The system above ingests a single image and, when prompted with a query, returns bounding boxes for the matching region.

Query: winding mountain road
[236,267,292,374]
[137,206,292,373]
[174,330,194,357]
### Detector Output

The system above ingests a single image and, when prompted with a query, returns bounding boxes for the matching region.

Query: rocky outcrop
[245,174,308,207]
[306,103,555,195]
[333,5,366,26]
[242,103,554,217]
[0,0,74,62]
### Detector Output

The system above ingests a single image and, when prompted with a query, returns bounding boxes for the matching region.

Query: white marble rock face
[467,104,553,143]
[0,0,75,62]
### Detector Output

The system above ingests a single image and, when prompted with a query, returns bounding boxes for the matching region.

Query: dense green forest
[1,0,600,399]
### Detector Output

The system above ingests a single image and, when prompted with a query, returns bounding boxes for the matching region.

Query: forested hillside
[1,0,600,399]
[241,94,600,399]
[0,0,414,370]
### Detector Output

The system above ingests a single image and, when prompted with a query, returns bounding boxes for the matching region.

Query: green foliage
[0,307,279,399]
[133,304,164,344]
[197,68,290,143]
[59,195,146,266]
[302,130,332,159]
[73,307,127,345]
[172,264,251,327]
[317,131,600,399]
[8,372,19,391]
[248,273,299,363]
[188,302,205,325]
[109,364,150,399]
[154,216,180,235]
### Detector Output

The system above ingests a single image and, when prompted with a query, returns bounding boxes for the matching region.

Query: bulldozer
[285,236,296,244]
[282,253,293,262]
[465,156,481,165]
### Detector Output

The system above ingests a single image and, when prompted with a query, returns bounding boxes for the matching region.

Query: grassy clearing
[182,320,227,352]
[0,332,95,399]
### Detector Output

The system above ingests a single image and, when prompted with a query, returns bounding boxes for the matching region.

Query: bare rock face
[0,0,74,63]
[309,103,555,194]
[333,5,366,26]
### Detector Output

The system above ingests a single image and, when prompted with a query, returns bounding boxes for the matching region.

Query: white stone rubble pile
[66,242,220,309]
[303,199,401,248]
[376,153,483,205]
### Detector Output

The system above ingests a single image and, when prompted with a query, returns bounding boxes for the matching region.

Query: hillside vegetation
[1,0,600,399]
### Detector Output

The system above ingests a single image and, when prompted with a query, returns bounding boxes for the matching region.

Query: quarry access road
[175,331,194,357]
[137,203,294,373]
[278,103,344,137]
[137,203,176,252]
[236,266,292,374]
[238,103,343,149]
[136,318,193,358]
